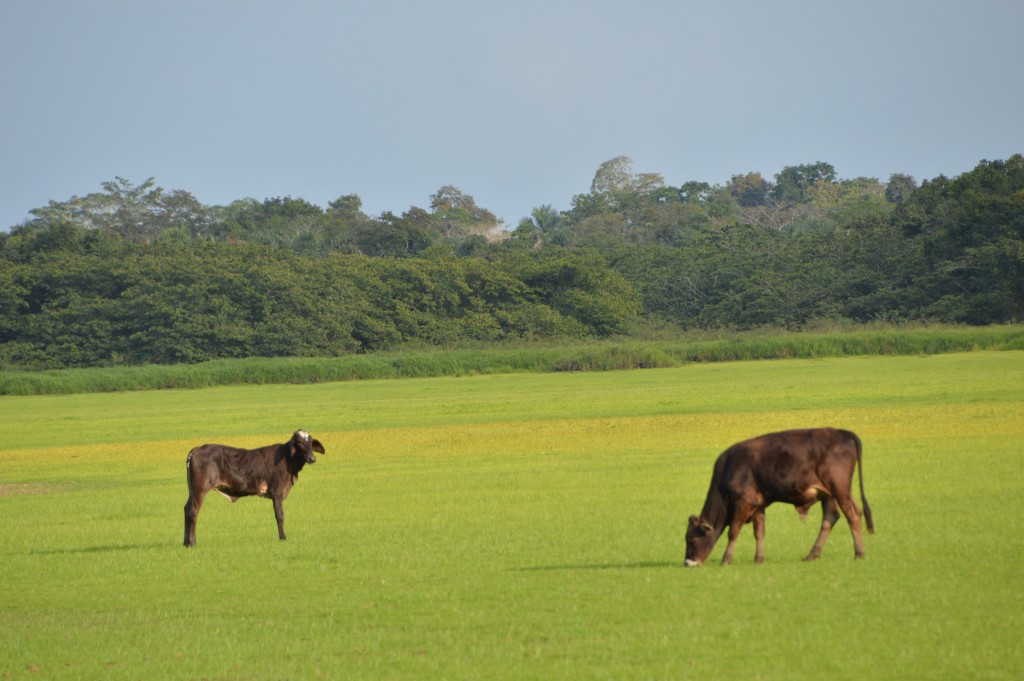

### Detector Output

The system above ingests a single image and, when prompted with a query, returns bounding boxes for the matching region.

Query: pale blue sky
[2,0,1021,229]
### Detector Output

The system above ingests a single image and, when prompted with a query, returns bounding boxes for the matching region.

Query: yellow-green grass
[1,352,1022,679]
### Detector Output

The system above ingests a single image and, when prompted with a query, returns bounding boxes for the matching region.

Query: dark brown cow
[684,428,874,566]
[183,430,325,547]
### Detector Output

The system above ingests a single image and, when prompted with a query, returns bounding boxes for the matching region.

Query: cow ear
[700,521,714,534]
[688,515,700,527]
[311,438,325,454]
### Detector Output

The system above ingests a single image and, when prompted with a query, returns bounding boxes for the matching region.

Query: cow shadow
[513,560,678,572]
[31,542,167,555]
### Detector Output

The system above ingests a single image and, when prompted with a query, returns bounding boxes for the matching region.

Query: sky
[2,0,1022,230]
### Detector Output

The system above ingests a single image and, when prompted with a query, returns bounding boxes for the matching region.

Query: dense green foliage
[2,155,1021,368]
[0,246,639,367]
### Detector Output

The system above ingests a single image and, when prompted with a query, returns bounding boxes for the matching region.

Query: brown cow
[183,430,325,547]
[684,428,874,566]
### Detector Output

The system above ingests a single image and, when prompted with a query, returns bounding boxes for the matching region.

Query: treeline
[0,248,638,367]
[1,155,1021,368]
[4,327,1023,396]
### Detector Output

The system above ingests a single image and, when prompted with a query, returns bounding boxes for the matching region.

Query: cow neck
[281,444,307,478]
[287,457,306,478]
[699,488,729,534]
[698,455,731,533]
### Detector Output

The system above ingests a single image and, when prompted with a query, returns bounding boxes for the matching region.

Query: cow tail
[851,431,875,534]
[186,450,195,496]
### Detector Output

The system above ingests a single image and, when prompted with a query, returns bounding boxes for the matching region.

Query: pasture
[1,352,1022,679]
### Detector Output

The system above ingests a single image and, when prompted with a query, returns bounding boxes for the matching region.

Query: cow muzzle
[684,559,702,568]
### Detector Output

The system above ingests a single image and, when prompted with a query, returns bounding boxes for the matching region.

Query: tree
[350,210,439,257]
[327,194,366,218]
[590,156,634,195]
[679,181,712,203]
[1,219,89,260]
[429,185,501,240]
[24,178,219,245]
[515,205,566,249]
[890,155,1024,322]
[27,177,163,242]
[736,199,806,232]
[566,190,614,223]
[222,196,324,248]
[772,162,837,204]
[573,156,669,239]
[885,173,917,203]
[727,172,773,207]
[154,189,216,239]
[499,251,641,335]
[95,177,166,242]
[590,156,665,198]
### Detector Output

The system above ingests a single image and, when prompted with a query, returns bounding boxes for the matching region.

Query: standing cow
[684,428,874,566]
[183,430,325,547]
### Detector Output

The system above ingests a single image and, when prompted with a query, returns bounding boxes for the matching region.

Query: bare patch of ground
[0,483,66,497]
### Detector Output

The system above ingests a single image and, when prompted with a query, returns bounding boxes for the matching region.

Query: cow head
[290,430,325,465]
[684,515,718,567]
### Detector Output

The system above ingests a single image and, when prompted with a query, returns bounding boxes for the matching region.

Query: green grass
[1,352,1022,679]
[2,323,1022,395]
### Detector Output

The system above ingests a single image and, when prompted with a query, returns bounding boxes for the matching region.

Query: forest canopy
[1,154,1022,368]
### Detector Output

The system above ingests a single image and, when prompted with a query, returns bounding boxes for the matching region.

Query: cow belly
[801,485,829,502]
[790,485,828,516]
[215,480,269,502]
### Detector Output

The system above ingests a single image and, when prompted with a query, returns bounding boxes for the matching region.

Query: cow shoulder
[717,444,758,493]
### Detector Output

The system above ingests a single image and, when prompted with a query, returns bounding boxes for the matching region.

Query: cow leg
[805,498,841,561]
[835,493,866,558]
[720,523,741,565]
[753,511,766,564]
[273,498,286,540]
[183,489,207,547]
[721,504,758,565]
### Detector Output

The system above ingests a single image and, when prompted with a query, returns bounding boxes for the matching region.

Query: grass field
[1,352,1022,679]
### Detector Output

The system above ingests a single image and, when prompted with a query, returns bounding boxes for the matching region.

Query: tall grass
[2,324,1022,395]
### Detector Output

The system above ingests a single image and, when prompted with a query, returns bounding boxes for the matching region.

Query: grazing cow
[684,428,874,566]
[183,430,325,547]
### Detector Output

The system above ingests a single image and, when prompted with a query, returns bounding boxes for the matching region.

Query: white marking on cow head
[684,559,701,568]
[291,430,317,464]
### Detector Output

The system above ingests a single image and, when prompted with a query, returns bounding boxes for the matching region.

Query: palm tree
[517,204,564,249]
